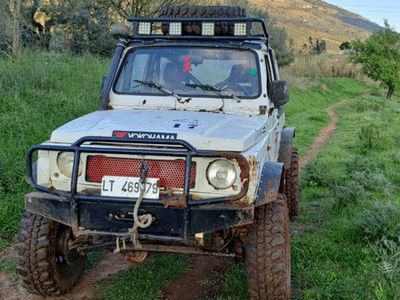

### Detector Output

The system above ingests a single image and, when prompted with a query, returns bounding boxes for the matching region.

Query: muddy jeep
[17,6,299,299]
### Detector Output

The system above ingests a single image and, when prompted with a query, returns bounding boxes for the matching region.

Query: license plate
[101,176,159,199]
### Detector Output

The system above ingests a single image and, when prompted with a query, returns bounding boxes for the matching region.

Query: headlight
[57,152,82,177]
[207,159,237,189]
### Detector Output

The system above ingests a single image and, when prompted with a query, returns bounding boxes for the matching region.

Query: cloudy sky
[324,0,400,31]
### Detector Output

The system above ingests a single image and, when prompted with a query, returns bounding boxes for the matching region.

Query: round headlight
[57,152,82,178]
[207,159,237,189]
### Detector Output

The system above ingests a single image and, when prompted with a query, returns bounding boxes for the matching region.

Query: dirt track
[0,103,340,300]
[299,102,340,170]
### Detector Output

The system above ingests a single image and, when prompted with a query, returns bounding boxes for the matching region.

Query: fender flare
[278,127,296,170]
[254,162,284,207]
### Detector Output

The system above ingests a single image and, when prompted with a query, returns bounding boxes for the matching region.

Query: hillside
[249,0,381,52]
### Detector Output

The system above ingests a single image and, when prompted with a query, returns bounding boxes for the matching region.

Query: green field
[0,51,399,299]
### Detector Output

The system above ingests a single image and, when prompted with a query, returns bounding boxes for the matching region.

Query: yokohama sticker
[112,131,177,140]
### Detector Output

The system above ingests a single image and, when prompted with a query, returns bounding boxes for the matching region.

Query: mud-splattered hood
[50,109,268,151]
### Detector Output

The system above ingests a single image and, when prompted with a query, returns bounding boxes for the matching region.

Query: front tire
[285,147,300,218]
[16,211,84,296]
[244,194,291,300]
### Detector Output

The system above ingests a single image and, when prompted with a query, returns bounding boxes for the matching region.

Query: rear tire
[16,211,84,296]
[244,194,291,300]
[159,5,246,36]
[284,148,300,218]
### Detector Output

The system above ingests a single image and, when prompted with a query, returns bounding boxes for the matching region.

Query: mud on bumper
[25,192,254,243]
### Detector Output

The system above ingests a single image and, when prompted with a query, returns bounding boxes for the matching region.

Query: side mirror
[269,80,289,107]
[111,24,130,40]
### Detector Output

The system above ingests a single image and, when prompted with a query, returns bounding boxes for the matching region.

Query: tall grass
[0,50,108,246]
[283,53,362,79]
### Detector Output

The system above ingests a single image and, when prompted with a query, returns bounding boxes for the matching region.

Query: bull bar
[25,136,253,243]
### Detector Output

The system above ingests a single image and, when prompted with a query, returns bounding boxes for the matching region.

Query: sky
[324,0,400,31]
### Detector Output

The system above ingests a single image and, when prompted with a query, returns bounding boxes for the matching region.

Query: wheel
[159,6,246,36]
[16,211,85,296]
[284,147,300,218]
[244,194,291,300]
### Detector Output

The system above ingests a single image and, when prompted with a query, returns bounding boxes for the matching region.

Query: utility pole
[12,0,21,55]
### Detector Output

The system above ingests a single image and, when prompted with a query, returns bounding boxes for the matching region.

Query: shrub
[349,98,382,112]
[358,125,394,152]
[356,202,400,242]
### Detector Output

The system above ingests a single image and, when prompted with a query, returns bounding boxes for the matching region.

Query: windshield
[114,47,260,99]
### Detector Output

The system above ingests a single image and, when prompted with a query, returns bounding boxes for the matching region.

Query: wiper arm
[134,80,191,104]
[186,83,241,103]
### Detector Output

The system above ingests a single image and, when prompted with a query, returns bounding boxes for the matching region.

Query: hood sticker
[172,119,201,129]
[112,131,177,140]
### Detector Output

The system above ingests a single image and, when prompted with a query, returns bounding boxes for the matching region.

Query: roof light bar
[128,17,269,41]
[202,22,215,36]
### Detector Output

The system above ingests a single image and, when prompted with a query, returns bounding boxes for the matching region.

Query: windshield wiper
[185,83,241,103]
[134,80,191,104]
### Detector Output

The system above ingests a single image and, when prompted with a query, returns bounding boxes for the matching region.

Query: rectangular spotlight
[234,23,247,36]
[137,22,151,35]
[169,22,182,35]
[202,22,215,36]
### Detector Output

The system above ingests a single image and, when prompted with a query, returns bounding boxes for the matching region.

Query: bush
[302,160,343,188]
[349,98,382,112]
[358,125,394,152]
[357,202,400,242]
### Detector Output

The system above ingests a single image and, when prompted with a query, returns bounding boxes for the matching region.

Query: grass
[97,254,190,300]
[216,83,400,299]
[1,51,399,299]
[0,50,107,246]
[289,93,400,299]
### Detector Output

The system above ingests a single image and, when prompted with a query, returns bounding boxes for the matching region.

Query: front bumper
[25,192,253,243]
[25,137,254,243]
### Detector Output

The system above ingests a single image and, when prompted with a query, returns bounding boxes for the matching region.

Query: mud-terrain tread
[159,5,246,35]
[245,195,291,300]
[284,148,300,218]
[16,212,83,296]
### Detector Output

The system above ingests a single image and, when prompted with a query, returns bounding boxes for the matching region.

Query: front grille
[85,155,196,189]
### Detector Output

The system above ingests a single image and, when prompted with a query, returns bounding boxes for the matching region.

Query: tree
[107,0,188,19]
[0,1,12,55]
[351,21,400,99]
[11,0,21,54]
[339,41,351,51]
[308,37,326,55]
[224,0,294,66]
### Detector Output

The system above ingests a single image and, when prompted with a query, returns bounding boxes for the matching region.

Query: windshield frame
[112,45,262,100]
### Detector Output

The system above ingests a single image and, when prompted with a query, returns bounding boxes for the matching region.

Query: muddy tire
[159,6,246,36]
[284,147,300,218]
[16,211,84,296]
[244,194,291,300]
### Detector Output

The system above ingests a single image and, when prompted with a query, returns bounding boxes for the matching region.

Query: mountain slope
[249,0,381,52]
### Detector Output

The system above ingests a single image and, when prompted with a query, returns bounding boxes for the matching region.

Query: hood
[50,109,268,151]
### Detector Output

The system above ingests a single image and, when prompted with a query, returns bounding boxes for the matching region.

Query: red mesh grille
[85,155,196,189]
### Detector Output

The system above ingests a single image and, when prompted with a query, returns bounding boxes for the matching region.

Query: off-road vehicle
[17,6,299,299]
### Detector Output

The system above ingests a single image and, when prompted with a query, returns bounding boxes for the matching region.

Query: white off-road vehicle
[17,6,299,299]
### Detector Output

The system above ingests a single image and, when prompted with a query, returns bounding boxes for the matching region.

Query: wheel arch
[254,162,284,207]
[278,127,296,170]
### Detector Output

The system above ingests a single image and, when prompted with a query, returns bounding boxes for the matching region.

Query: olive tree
[351,22,400,99]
